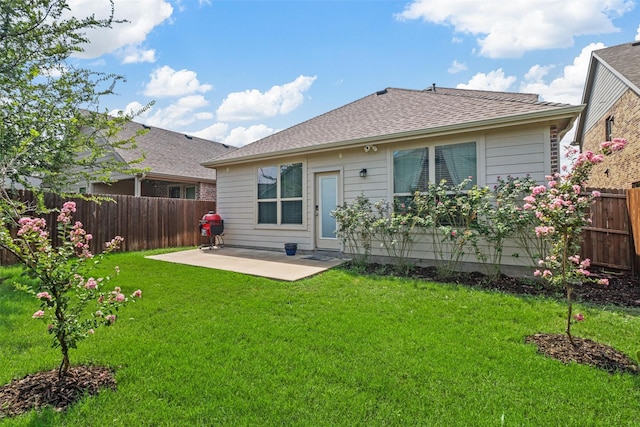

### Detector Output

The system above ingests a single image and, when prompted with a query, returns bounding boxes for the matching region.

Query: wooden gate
[581,188,635,272]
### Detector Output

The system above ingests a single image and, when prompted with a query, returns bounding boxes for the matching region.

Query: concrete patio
[145,247,346,281]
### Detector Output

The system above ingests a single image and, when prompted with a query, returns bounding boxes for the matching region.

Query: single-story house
[71,121,235,200]
[575,41,640,189]
[202,86,583,269]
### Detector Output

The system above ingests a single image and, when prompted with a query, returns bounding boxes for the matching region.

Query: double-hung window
[257,162,303,225]
[393,141,477,199]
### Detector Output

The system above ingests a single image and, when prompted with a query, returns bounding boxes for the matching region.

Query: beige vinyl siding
[216,160,313,251]
[583,61,628,135]
[484,127,548,187]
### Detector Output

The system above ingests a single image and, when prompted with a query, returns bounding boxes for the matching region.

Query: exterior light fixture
[359,168,367,178]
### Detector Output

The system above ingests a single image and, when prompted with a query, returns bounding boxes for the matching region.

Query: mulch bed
[0,366,115,419]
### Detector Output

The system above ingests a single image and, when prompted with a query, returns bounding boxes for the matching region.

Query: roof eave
[202,105,584,168]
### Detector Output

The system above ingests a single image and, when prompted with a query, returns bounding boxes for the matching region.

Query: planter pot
[284,243,297,256]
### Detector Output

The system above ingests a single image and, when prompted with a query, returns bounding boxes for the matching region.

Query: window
[257,162,303,225]
[169,186,181,198]
[79,187,86,194]
[185,186,196,200]
[605,116,614,141]
[393,142,477,198]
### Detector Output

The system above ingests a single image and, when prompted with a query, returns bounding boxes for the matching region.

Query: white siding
[583,62,627,135]
[216,124,552,271]
[485,126,548,187]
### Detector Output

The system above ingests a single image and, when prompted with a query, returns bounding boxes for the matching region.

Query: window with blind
[257,162,303,225]
[393,142,477,198]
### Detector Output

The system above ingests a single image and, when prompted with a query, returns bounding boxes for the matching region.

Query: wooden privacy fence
[1,191,216,265]
[581,188,637,273]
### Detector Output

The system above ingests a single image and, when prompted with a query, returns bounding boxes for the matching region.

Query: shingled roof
[113,121,235,182]
[203,87,582,166]
[591,41,640,94]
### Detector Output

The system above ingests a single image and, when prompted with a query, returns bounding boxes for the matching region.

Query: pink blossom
[36,291,52,300]
[542,270,552,278]
[611,138,627,151]
[133,289,142,298]
[573,313,584,322]
[115,293,125,302]
[533,270,542,277]
[532,185,546,195]
[105,314,116,324]
[451,230,457,237]
[62,201,77,213]
[84,277,98,290]
[591,190,601,198]
[32,310,45,318]
[572,184,581,194]
[598,278,609,286]
[577,268,591,276]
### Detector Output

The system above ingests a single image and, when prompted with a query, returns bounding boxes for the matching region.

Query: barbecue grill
[199,211,224,249]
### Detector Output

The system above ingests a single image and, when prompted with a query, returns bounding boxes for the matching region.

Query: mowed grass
[1,250,640,426]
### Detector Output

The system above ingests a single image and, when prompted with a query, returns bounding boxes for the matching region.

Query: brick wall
[583,89,640,189]
[197,182,217,201]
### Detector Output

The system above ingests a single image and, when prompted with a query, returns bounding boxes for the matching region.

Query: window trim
[255,161,306,229]
[392,141,478,199]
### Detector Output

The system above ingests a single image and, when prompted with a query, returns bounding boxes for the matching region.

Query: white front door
[315,172,341,251]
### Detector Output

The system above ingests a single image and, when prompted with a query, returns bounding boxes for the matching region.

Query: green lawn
[1,250,639,426]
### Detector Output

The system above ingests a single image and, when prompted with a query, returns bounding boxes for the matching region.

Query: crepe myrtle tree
[524,138,627,345]
[0,201,141,378]
[0,0,150,220]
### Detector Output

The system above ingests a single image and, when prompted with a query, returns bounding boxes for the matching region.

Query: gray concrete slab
[145,247,346,281]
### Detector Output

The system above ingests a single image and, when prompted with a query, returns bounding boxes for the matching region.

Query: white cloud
[217,75,317,122]
[448,60,467,74]
[395,0,633,58]
[520,43,605,104]
[457,68,516,91]
[224,125,277,147]
[144,66,213,97]
[636,24,640,40]
[191,123,229,142]
[68,0,173,59]
[191,123,276,147]
[125,95,212,128]
[110,101,147,118]
[120,47,157,64]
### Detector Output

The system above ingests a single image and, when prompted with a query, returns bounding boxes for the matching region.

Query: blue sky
[68,0,640,147]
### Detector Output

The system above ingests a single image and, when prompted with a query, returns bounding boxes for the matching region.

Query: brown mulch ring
[358,263,640,375]
[0,366,116,419]
[525,333,639,375]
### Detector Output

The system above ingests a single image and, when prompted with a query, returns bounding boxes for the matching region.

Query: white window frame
[255,161,305,228]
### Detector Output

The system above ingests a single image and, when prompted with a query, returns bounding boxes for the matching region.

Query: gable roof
[112,121,235,182]
[203,87,582,167]
[590,42,640,94]
[575,41,640,145]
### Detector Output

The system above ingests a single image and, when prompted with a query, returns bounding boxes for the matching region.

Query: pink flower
[133,289,142,298]
[533,270,542,277]
[85,277,98,290]
[532,185,546,195]
[542,270,552,278]
[105,314,116,324]
[36,291,52,300]
[598,278,609,286]
[32,310,45,318]
[591,190,601,198]
[115,293,125,302]
[573,313,584,322]
[451,230,457,237]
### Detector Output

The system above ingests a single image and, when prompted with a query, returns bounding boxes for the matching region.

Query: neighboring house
[72,121,235,200]
[202,86,582,270]
[576,41,640,189]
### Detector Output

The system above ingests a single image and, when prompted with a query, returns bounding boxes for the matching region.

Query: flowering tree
[0,201,141,377]
[524,138,627,344]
